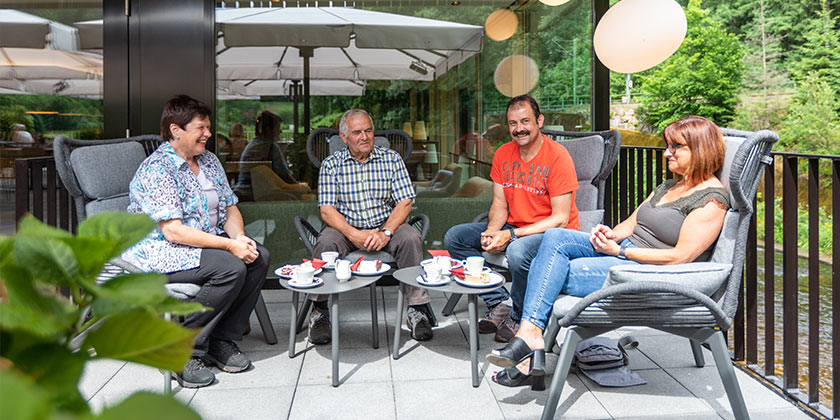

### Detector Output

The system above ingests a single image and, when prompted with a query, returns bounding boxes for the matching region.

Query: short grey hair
[339,109,374,136]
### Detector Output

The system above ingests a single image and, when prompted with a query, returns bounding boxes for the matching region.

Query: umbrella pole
[300,47,313,137]
[292,80,300,140]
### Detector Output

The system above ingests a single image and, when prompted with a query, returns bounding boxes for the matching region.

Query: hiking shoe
[206,339,251,373]
[494,317,519,343]
[175,357,215,388]
[478,303,511,334]
[308,306,331,345]
[406,305,433,341]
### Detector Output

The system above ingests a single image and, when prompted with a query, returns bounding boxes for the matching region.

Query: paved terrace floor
[81,287,812,420]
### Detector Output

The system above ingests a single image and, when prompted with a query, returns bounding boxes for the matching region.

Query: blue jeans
[520,228,639,330]
[444,222,544,320]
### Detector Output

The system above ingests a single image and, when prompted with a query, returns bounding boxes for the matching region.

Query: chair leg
[441,293,461,316]
[707,330,750,420]
[541,327,584,420]
[689,338,705,367]
[163,370,172,394]
[254,294,277,345]
[369,284,379,349]
[544,313,560,353]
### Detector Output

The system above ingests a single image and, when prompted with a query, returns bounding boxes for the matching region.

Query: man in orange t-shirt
[445,95,579,342]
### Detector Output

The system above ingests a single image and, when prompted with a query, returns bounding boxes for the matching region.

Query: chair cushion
[481,251,508,269]
[70,142,146,200]
[328,135,390,156]
[86,194,131,217]
[559,135,605,212]
[430,170,453,189]
[578,210,604,233]
[452,176,493,198]
[717,136,744,210]
[605,262,733,297]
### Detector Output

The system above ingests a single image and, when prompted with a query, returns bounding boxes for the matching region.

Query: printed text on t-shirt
[501,159,551,196]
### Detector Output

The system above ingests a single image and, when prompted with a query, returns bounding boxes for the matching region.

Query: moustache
[513,130,530,137]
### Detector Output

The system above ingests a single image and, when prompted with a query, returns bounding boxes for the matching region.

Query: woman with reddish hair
[487,115,730,390]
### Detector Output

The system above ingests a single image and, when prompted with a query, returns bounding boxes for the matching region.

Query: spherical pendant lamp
[484,9,518,42]
[493,55,539,98]
[593,0,687,73]
[539,0,572,6]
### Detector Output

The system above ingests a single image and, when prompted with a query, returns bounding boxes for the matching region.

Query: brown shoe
[494,317,519,343]
[478,303,511,334]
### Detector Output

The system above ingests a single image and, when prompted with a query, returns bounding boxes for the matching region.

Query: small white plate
[351,262,391,276]
[286,277,324,289]
[420,258,464,271]
[454,271,505,288]
[416,274,450,287]
[275,265,323,279]
[321,262,336,270]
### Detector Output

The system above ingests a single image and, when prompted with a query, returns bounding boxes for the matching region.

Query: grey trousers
[167,243,269,357]
[312,223,430,305]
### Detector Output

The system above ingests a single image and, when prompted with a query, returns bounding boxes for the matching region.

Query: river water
[754,246,834,409]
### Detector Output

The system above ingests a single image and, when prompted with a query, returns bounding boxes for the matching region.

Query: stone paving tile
[78,358,126,400]
[489,371,611,420]
[289,382,396,420]
[207,350,302,390]
[393,378,504,420]
[86,362,196,413]
[390,344,476,382]
[298,345,392,386]
[586,369,718,418]
[190,385,295,420]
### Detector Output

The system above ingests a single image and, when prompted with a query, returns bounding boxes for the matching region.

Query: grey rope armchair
[539,128,778,420]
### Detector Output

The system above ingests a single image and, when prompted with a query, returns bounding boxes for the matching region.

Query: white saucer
[286,277,324,289]
[416,274,450,287]
[352,262,391,276]
[420,258,464,271]
[275,265,323,279]
[321,262,336,270]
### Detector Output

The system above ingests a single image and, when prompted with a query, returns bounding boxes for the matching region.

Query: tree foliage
[778,73,840,155]
[638,0,744,132]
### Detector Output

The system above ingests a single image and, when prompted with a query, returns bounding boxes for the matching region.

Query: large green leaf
[0,369,53,420]
[77,212,155,256]
[14,235,79,287]
[62,236,118,281]
[152,297,208,316]
[16,215,73,240]
[0,235,13,262]
[11,343,89,414]
[0,266,77,338]
[87,391,200,420]
[82,312,197,372]
[88,273,171,317]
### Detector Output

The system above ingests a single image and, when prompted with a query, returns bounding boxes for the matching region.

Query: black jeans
[167,242,270,357]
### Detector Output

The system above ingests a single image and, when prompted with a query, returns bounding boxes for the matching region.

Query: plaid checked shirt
[318,146,415,229]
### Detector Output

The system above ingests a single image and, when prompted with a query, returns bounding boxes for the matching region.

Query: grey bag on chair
[575,336,646,387]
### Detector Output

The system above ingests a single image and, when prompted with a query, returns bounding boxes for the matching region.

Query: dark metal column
[590,0,610,131]
[781,156,798,392]
[103,0,129,138]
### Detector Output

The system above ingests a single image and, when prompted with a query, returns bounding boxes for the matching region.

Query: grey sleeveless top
[627,179,730,262]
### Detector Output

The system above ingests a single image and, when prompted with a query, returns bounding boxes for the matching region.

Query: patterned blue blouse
[122,141,238,273]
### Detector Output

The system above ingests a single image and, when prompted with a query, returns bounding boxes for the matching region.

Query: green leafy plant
[0,212,206,420]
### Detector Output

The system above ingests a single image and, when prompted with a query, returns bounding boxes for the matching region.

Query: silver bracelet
[618,243,628,260]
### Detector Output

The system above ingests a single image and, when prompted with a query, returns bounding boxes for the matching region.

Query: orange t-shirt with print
[490,134,580,230]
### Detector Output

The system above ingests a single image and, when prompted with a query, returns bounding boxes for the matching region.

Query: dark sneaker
[406,305,433,341]
[478,303,511,334]
[308,307,331,345]
[175,357,215,388]
[494,317,519,343]
[206,339,251,373]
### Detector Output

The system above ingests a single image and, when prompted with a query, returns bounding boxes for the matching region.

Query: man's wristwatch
[508,227,517,242]
[617,243,628,260]
[380,228,393,238]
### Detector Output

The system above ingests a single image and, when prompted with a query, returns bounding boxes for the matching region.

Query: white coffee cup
[465,256,485,274]
[435,256,452,272]
[294,262,316,284]
[423,263,442,282]
[335,259,351,282]
[359,260,378,273]
[321,251,339,266]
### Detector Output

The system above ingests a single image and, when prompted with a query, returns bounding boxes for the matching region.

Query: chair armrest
[408,214,430,243]
[472,211,489,223]
[293,216,320,256]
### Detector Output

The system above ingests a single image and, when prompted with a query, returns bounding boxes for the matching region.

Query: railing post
[807,158,820,405]
[782,156,799,393]
[832,158,840,420]
[764,157,776,377]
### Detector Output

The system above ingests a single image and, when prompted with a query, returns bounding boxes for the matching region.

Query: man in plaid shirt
[307,108,433,345]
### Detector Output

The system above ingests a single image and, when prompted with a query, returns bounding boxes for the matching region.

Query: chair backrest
[306,128,412,168]
[541,129,621,213]
[708,129,777,319]
[54,135,163,222]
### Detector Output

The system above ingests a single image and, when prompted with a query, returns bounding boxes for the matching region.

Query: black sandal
[492,367,545,391]
[486,337,546,376]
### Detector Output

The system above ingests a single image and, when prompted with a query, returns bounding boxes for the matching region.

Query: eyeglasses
[665,142,687,153]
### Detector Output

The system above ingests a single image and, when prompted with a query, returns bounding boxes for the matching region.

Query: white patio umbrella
[0,9,79,51]
[226,79,366,97]
[0,47,102,80]
[215,7,484,132]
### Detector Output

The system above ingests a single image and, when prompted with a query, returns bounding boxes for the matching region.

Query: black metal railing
[13,146,839,418]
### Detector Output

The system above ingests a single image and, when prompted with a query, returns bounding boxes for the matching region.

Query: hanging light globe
[539,0,572,6]
[484,9,518,42]
[593,0,686,73]
[493,54,539,98]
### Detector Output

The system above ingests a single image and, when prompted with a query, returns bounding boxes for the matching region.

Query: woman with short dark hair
[124,94,270,388]
[487,115,729,390]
